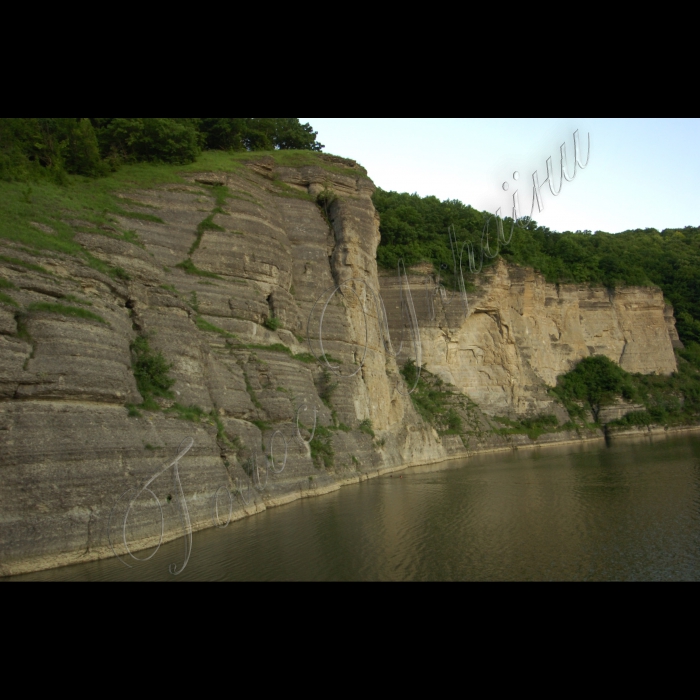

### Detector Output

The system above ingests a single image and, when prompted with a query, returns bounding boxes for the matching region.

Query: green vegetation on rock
[358,419,375,438]
[0,255,49,275]
[491,414,560,441]
[195,316,236,339]
[175,259,222,279]
[0,291,17,307]
[551,356,634,422]
[400,360,455,429]
[264,314,281,331]
[1,118,324,183]
[318,369,338,408]
[552,350,700,428]
[167,404,207,422]
[190,213,225,256]
[374,188,700,345]
[130,335,175,406]
[310,425,334,470]
[28,302,106,324]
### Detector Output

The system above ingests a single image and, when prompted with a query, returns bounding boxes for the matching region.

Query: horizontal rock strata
[379,260,679,416]
[0,156,683,577]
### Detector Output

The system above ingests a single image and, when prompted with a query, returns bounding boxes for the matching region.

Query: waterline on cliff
[7,432,700,582]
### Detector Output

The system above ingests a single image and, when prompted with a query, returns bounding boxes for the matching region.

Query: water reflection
[6,434,700,581]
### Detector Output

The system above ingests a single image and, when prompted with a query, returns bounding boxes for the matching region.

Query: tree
[553,356,635,421]
[198,118,324,152]
[95,118,202,164]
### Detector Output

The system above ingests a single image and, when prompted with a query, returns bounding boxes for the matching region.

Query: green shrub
[167,403,207,422]
[319,369,338,408]
[320,353,342,365]
[264,314,281,331]
[198,118,324,152]
[553,350,700,427]
[552,355,636,422]
[316,188,337,230]
[359,419,375,438]
[96,118,202,165]
[14,313,31,342]
[608,411,654,428]
[400,360,455,428]
[0,118,106,182]
[310,425,334,469]
[1,119,324,185]
[442,408,463,435]
[492,413,559,440]
[210,184,229,209]
[130,336,175,402]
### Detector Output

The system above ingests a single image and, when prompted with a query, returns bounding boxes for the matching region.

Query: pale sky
[299,118,700,234]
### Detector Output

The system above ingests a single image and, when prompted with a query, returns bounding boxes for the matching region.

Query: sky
[299,118,700,234]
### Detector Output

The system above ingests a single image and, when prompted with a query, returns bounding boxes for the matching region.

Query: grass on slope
[27,302,107,324]
[0,150,362,270]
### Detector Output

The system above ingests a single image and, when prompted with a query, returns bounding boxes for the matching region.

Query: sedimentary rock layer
[0,155,681,576]
[380,260,679,415]
[0,158,443,576]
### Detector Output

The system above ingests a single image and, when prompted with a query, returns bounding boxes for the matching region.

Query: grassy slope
[0,150,366,262]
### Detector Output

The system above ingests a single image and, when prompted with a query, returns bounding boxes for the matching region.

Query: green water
[7,434,700,581]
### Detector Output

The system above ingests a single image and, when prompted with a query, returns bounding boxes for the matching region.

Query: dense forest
[0,118,323,182]
[372,189,700,346]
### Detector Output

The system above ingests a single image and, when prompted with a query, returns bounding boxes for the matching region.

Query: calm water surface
[7,434,700,581]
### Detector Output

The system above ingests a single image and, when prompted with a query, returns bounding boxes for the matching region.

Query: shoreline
[3,425,699,579]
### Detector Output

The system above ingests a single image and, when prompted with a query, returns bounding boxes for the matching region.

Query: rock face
[380,260,679,416]
[0,155,682,577]
[0,157,445,577]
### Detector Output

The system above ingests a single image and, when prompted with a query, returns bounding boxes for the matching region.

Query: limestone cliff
[0,156,445,576]
[380,260,679,416]
[0,155,682,576]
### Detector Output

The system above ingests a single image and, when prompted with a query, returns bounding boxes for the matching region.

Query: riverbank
[0,427,608,578]
[9,418,700,578]
[9,430,700,582]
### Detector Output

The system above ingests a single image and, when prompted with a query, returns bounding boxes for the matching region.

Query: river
[6,433,700,581]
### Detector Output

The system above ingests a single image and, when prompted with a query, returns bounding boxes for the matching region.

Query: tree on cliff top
[373,188,700,345]
[0,118,324,182]
[199,118,323,152]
